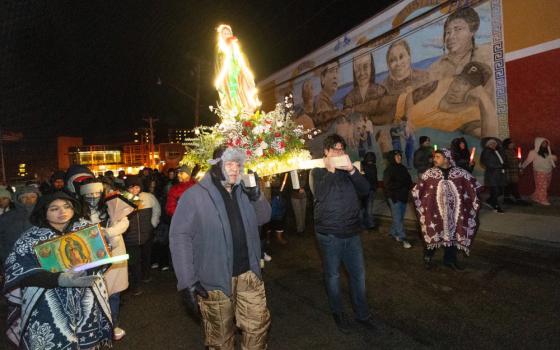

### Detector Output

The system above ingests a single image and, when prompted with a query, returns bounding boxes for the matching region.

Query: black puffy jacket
[383,154,413,203]
[311,168,370,237]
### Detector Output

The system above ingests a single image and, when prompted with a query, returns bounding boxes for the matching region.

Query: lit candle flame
[469,147,476,163]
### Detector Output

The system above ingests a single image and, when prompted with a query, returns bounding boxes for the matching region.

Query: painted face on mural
[353,54,372,88]
[302,80,314,103]
[444,76,472,104]
[387,44,412,81]
[321,63,339,94]
[444,18,474,55]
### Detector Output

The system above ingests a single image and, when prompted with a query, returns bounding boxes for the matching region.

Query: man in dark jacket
[0,185,40,263]
[124,175,161,295]
[310,134,375,333]
[480,138,506,213]
[361,152,378,229]
[170,146,271,349]
[413,136,433,178]
[383,150,413,249]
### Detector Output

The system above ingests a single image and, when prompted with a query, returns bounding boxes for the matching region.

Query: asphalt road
[2,224,559,350]
[112,224,559,350]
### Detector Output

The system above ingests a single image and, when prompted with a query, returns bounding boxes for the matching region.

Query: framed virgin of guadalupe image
[33,224,110,272]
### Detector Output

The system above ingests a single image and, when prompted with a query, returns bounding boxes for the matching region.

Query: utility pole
[194,60,201,127]
[0,126,6,185]
[142,116,159,169]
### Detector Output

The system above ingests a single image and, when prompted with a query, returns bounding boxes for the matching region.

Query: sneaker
[355,315,376,331]
[333,313,352,334]
[424,256,434,270]
[402,241,412,249]
[263,253,272,262]
[151,263,159,269]
[493,206,504,213]
[113,327,126,341]
[160,266,170,271]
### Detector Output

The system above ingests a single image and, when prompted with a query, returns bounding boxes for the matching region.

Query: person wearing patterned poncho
[3,192,113,349]
[412,148,481,270]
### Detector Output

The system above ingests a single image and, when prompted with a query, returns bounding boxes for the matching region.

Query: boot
[275,230,288,245]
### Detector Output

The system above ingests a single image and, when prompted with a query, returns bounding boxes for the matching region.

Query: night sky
[1,0,396,145]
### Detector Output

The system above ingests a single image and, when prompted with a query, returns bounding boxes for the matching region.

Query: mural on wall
[259,0,508,177]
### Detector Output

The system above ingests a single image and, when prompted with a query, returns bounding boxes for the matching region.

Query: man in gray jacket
[170,146,271,350]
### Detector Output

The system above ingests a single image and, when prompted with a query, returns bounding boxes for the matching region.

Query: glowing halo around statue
[182,24,311,177]
[214,24,261,117]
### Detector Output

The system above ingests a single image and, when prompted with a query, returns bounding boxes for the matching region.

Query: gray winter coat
[169,172,271,296]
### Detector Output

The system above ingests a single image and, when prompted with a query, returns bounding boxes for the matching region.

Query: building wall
[503,0,560,195]
[57,136,83,170]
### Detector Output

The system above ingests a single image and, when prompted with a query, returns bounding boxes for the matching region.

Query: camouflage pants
[198,271,271,350]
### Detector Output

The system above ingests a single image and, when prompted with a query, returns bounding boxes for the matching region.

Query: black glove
[241,171,261,201]
[185,281,209,314]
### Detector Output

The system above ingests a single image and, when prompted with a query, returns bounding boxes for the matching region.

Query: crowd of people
[0,133,556,349]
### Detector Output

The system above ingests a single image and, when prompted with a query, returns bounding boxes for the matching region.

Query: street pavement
[108,220,559,350]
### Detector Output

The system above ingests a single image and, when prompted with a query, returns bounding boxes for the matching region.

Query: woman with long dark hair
[3,191,113,349]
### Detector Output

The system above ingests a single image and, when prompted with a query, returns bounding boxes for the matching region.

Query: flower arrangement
[183,98,311,176]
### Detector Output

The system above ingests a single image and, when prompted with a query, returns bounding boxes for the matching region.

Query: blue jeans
[109,293,121,326]
[315,233,370,320]
[388,200,407,240]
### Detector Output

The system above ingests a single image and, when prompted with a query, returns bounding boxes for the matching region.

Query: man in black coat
[480,138,506,213]
[310,134,375,334]
[413,136,433,178]
[361,152,378,229]
[383,150,413,249]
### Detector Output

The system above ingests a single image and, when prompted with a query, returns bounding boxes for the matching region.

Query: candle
[434,144,438,151]
[72,254,129,272]
[517,146,522,159]
[469,147,476,163]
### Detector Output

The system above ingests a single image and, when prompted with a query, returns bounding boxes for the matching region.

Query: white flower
[255,147,264,157]
[260,141,268,149]
[276,120,284,128]
[252,125,263,135]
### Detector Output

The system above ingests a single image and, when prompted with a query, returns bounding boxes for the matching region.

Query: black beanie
[125,175,142,189]
[419,136,429,145]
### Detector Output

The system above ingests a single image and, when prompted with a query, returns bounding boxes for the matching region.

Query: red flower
[243,121,253,128]
[268,148,275,155]
[235,138,241,146]
[246,150,252,157]
[274,132,281,138]
[279,141,286,148]
[257,137,263,143]
[242,130,247,136]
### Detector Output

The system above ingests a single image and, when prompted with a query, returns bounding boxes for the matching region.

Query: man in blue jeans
[310,134,375,334]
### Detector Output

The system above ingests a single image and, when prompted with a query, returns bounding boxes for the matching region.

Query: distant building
[63,139,185,176]
[168,128,191,144]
